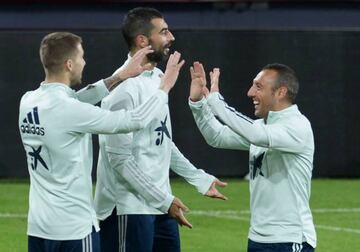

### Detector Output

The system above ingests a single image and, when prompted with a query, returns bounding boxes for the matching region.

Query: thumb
[173,198,189,212]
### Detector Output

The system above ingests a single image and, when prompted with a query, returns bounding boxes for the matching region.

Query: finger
[190,66,195,79]
[173,51,181,64]
[215,179,228,187]
[177,59,185,70]
[207,189,228,201]
[133,46,153,59]
[211,68,220,80]
[214,191,228,201]
[199,63,206,78]
[166,53,175,68]
[141,48,154,56]
[178,209,193,229]
[193,61,201,73]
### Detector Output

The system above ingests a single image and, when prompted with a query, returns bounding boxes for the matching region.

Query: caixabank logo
[20,106,45,136]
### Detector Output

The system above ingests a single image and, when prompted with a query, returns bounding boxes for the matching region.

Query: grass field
[0,178,359,251]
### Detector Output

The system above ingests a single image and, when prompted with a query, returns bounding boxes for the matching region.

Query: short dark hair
[40,32,82,74]
[262,63,299,103]
[122,7,163,50]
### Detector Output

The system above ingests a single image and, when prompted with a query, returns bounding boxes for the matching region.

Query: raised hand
[160,51,185,94]
[118,46,154,80]
[209,68,220,94]
[168,197,193,229]
[104,46,154,91]
[189,62,208,102]
[205,179,228,200]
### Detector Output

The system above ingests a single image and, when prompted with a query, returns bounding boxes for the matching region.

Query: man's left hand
[205,179,228,200]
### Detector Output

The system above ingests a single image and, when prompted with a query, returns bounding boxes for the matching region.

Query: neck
[276,101,293,111]
[43,73,71,87]
[264,102,293,123]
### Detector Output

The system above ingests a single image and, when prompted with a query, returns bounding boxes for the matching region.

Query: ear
[135,34,149,48]
[64,59,73,71]
[276,86,288,99]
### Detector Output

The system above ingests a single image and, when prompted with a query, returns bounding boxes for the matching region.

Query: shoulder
[108,77,140,99]
[102,77,142,110]
[20,90,33,103]
[154,67,164,75]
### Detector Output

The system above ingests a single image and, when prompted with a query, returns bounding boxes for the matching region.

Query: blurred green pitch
[0,178,359,251]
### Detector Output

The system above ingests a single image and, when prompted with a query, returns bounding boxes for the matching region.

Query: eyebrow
[159,27,168,33]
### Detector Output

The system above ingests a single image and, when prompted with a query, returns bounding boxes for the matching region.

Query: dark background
[1,1,360,178]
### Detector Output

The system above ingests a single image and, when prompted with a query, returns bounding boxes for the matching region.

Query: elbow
[204,136,222,148]
[247,134,269,148]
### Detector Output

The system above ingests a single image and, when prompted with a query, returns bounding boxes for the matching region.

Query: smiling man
[94,7,227,252]
[188,62,316,252]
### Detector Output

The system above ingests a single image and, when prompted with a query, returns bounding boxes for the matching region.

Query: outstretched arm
[67,51,185,135]
[206,69,309,153]
[76,46,154,104]
[170,142,227,201]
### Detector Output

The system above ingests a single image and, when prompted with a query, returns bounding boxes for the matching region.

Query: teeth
[253,101,259,105]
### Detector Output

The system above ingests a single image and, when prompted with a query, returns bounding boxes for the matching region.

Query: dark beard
[146,49,169,64]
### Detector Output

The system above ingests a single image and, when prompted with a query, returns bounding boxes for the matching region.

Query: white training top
[19,80,169,240]
[94,57,215,219]
[189,93,316,248]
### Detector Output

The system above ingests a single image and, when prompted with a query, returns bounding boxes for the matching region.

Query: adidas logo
[20,106,45,136]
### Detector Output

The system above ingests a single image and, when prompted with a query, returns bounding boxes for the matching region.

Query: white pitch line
[189,210,360,235]
[312,208,360,213]
[2,208,360,235]
[0,213,27,218]
[316,225,360,234]
[190,208,360,216]
[1,208,359,218]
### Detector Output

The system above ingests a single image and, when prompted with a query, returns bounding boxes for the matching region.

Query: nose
[168,31,175,42]
[247,85,255,98]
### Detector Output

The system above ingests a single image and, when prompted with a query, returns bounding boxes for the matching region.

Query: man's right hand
[168,197,193,229]
[160,51,185,94]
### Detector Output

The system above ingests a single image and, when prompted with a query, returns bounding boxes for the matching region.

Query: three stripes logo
[20,107,45,136]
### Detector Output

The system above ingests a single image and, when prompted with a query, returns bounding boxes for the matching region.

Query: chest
[249,145,287,181]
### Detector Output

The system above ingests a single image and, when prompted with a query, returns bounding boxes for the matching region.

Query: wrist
[189,94,203,102]
[160,86,170,94]
[117,70,128,82]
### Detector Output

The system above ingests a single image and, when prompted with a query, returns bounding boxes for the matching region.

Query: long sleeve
[100,90,174,213]
[63,89,168,135]
[170,142,215,195]
[189,97,250,150]
[207,92,311,153]
[76,80,109,105]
